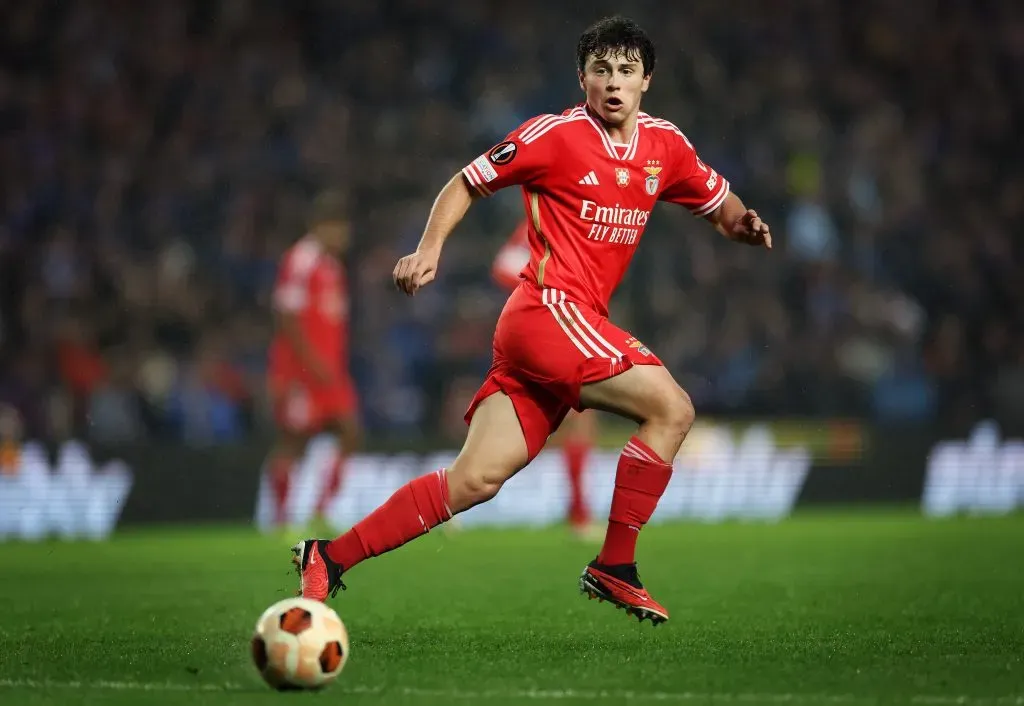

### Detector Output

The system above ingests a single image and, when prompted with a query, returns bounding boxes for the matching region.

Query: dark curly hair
[576,16,656,77]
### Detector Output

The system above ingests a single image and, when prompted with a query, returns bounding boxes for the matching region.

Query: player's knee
[446,461,511,512]
[458,473,504,508]
[653,386,695,438]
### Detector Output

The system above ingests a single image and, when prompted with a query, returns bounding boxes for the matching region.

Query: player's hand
[393,248,440,296]
[730,209,772,249]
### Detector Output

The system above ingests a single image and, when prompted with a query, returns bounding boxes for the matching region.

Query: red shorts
[268,371,358,434]
[465,283,663,460]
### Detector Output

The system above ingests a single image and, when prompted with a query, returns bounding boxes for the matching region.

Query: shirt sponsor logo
[706,170,718,192]
[578,200,651,246]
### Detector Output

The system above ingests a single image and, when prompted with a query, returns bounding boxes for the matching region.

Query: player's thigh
[447,391,532,510]
[579,363,694,429]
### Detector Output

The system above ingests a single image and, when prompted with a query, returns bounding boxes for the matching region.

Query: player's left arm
[705,191,772,250]
[658,128,771,250]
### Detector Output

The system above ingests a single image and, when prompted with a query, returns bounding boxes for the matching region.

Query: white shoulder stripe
[523,115,588,144]
[519,114,562,142]
[520,108,585,144]
[639,117,691,145]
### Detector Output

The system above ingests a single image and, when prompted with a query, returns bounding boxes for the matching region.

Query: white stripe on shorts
[543,289,623,361]
[567,301,623,358]
[542,288,594,359]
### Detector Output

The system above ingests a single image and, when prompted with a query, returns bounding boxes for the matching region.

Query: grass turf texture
[0,512,1022,706]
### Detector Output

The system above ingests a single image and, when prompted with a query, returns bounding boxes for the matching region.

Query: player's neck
[585,103,637,146]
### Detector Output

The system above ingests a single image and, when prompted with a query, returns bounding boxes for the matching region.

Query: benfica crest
[626,336,652,357]
[643,160,662,195]
[615,167,630,187]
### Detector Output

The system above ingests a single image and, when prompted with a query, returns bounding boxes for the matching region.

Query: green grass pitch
[0,511,1022,706]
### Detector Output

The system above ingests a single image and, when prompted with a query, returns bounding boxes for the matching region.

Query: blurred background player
[265,191,361,532]
[492,219,601,541]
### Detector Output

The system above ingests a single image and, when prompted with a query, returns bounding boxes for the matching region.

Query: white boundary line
[0,679,1022,704]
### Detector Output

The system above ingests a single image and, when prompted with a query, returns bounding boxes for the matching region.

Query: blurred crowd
[1,0,1022,447]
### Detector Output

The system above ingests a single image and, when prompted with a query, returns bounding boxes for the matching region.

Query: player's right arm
[393,116,554,296]
[393,174,477,295]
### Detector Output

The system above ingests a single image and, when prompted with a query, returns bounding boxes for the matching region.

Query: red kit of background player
[268,244,353,428]
[265,191,361,530]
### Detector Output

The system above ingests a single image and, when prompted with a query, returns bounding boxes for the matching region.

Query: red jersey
[268,236,349,383]
[492,219,531,291]
[462,104,730,317]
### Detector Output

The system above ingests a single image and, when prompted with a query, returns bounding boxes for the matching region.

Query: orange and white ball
[251,597,350,690]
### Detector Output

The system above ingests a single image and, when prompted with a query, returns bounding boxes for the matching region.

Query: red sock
[325,468,451,571]
[598,436,673,566]
[563,440,590,525]
[269,457,294,526]
[315,451,346,518]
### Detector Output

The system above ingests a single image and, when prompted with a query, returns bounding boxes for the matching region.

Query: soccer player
[492,218,600,540]
[292,16,770,625]
[264,190,361,531]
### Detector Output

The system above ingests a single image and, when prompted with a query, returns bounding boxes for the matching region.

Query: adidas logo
[578,171,599,185]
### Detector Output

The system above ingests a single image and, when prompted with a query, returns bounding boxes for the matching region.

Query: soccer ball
[250,597,350,690]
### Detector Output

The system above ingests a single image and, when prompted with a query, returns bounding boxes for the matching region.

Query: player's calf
[445,392,531,512]
[578,365,687,613]
[291,392,531,596]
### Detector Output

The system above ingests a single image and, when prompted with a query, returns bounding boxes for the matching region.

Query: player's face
[578,51,650,126]
[316,220,351,256]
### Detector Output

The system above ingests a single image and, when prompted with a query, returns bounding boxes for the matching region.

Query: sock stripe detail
[435,468,453,519]
[623,441,657,464]
[622,437,672,466]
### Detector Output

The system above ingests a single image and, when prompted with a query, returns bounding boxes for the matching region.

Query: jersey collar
[581,103,640,161]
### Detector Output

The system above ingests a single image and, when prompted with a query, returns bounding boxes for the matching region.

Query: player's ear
[641,71,652,93]
[578,70,586,91]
